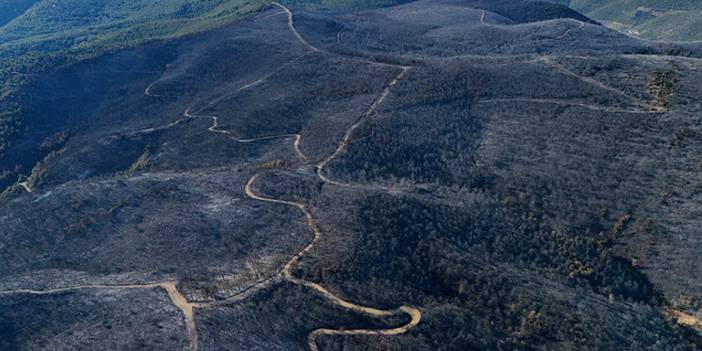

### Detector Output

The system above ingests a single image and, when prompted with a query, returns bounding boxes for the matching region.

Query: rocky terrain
[1,0,702,350]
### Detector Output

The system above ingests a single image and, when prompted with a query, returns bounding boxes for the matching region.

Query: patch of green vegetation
[283,0,412,11]
[556,0,702,41]
[126,146,153,176]
[634,10,702,42]
[648,69,676,111]
[0,0,272,171]
[0,0,271,55]
[568,0,702,13]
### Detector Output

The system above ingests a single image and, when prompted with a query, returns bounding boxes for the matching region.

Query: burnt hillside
[1,1,702,350]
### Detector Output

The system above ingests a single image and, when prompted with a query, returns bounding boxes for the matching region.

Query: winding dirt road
[2,3,422,350]
[307,306,421,351]
[144,2,418,349]
[476,9,633,109]
[6,3,671,350]
[238,65,422,350]
[239,4,421,350]
[476,7,642,110]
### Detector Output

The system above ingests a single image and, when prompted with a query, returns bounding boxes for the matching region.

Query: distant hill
[440,0,594,24]
[0,0,272,60]
[0,0,271,180]
[0,0,38,27]
[284,0,413,11]
[0,0,417,165]
[552,0,702,41]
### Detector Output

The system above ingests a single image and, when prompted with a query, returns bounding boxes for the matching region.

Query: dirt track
[243,62,421,348]
[0,281,198,351]
[0,4,421,351]
[8,3,668,350]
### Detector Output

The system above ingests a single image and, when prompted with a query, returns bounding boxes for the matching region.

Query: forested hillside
[552,0,702,41]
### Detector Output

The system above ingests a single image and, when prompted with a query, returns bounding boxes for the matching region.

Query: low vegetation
[553,0,702,41]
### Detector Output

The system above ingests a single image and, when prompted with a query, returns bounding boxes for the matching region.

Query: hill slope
[552,0,702,41]
[1,0,702,350]
[0,0,425,191]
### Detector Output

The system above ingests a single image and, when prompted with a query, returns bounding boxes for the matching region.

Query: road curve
[18,181,32,193]
[144,79,161,97]
[307,306,421,351]
[137,72,300,144]
[293,134,308,161]
[272,2,321,53]
[245,170,421,351]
